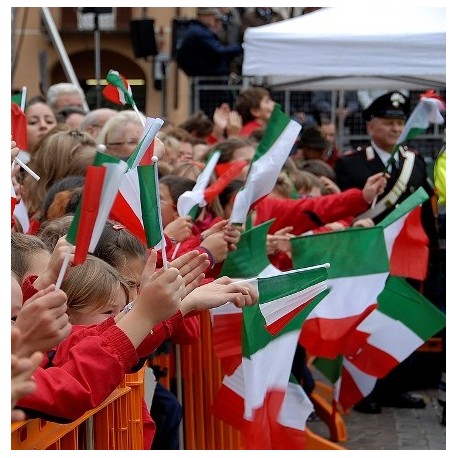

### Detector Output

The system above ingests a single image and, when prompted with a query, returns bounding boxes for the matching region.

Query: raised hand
[180,276,258,315]
[33,236,75,291]
[168,250,210,298]
[11,326,43,421]
[14,285,71,357]
[164,216,193,242]
[362,172,388,204]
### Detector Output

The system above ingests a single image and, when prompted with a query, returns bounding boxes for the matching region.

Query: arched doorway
[50,49,147,112]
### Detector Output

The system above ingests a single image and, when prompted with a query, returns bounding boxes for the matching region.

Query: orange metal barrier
[11,366,146,450]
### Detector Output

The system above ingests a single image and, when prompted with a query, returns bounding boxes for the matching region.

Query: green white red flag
[346,275,446,379]
[292,226,390,359]
[137,163,166,250]
[126,117,164,170]
[210,219,330,448]
[109,117,164,245]
[211,275,327,449]
[66,152,128,264]
[177,150,221,219]
[229,104,301,225]
[378,187,429,280]
[395,95,445,148]
[314,275,445,411]
[212,220,279,366]
[11,102,28,152]
[102,69,136,107]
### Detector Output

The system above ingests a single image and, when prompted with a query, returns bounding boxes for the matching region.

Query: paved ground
[307,387,446,451]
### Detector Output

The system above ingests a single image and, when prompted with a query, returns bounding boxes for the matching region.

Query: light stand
[81,8,112,108]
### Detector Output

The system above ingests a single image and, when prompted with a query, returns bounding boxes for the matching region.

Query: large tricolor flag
[314,275,445,411]
[66,152,128,264]
[292,226,390,359]
[229,104,301,225]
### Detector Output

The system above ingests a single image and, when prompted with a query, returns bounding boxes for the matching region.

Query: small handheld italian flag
[66,152,128,265]
[176,150,221,219]
[102,69,136,107]
[386,90,446,171]
[230,104,301,225]
[11,87,28,151]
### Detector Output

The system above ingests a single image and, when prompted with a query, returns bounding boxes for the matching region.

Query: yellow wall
[11,7,197,124]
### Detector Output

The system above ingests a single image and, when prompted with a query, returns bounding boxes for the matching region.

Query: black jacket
[176,20,243,77]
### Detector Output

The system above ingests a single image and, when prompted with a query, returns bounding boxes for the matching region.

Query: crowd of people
[11,42,446,449]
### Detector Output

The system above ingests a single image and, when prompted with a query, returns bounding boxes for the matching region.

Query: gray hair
[46,83,86,110]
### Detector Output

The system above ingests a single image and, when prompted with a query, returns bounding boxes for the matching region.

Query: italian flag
[345,275,446,379]
[137,163,166,250]
[292,226,390,359]
[126,117,164,170]
[102,69,135,106]
[66,152,128,264]
[109,117,164,245]
[212,279,327,449]
[230,104,301,225]
[212,220,280,366]
[11,101,28,152]
[314,275,445,411]
[378,187,430,280]
[176,150,221,219]
[396,95,445,147]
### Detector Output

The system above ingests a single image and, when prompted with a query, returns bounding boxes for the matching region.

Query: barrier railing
[11,366,146,450]
[12,318,344,450]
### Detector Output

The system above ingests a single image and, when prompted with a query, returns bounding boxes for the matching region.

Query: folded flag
[126,117,164,170]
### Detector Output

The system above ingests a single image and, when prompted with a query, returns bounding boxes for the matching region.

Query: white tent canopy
[242,7,446,91]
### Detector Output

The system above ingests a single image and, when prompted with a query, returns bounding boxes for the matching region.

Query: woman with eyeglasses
[97,110,145,161]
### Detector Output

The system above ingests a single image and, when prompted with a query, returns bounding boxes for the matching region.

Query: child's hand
[14,285,71,357]
[169,250,210,298]
[164,216,193,242]
[180,276,258,315]
[200,232,229,263]
[33,236,74,291]
[135,266,183,325]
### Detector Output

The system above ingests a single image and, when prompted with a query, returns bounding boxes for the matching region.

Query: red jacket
[254,188,369,235]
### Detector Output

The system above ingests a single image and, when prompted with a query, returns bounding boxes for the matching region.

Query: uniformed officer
[334,91,435,225]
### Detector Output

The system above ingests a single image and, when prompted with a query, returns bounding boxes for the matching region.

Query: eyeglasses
[106,140,139,148]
